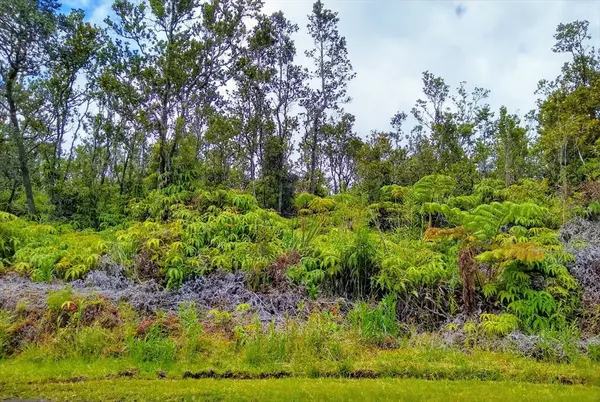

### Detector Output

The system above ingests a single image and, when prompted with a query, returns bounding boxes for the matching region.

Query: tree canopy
[0,1,597,225]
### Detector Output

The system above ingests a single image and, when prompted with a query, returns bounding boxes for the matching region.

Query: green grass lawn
[2,347,599,385]
[2,347,599,401]
[1,378,599,402]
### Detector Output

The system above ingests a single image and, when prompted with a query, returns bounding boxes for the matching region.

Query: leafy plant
[480,313,519,337]
[349,294,398,344]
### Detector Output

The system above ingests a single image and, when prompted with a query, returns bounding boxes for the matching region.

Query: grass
[1,346,599,385]
[2,298,599,401]
[1,378,599,401]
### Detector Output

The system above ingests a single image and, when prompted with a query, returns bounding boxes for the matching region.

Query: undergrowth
[1,176,599,339]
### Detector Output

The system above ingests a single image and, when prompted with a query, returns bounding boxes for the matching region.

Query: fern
[480,313,519,337]
[294,193,317,210]
[477,242,545,264]
[473,179,504,201]
[410,175,455,204]
[380,185,408,202]
[308,197,337,213]
[448,195,481,210]
[587,201,600,218]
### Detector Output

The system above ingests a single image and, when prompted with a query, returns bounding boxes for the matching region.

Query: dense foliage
[1,0,600,360]
[1,174,598,338]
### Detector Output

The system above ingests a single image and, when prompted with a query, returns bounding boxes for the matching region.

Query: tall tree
[302,0,355,194]
[552,20,598,90]
[0,0,60,214]
[494,107,529,186]
[323,112,359,193]
[537,20,600,195]
[410,72,490,171]
[268,11,305,211]
[42,10,101,213]
[355,132,396,202]
[231,14,277,196]
[105,0,261,187]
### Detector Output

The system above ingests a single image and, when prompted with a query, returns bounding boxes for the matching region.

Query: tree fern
[294,193,317,210]
[380,185,408,202]
[477,242,545,264]
[410,174,455,204]
[308,197,337,213]
[448,195,481,210]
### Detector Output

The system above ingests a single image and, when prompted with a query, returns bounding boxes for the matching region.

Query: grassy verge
[1,346,599,385]
[1,378,599,402]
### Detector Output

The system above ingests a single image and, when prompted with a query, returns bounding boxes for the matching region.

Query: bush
[480,314,520,338]
[294,193,317,210]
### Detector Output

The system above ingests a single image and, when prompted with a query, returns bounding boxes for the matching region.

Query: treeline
[0,0,599,226]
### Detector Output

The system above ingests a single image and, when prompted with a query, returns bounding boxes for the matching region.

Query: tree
[323,112,360,193]
[105,0,261,187]
[355,132,394,202]
[231,14,277,196]
[203,112,244,188]
[537,19,600,211]
[552,20,598,89]
[41,10,101,214]
[494,107,529,186]
[406,72,491,191]
[268,11,305,212]
[410,72,490,172]
[302,0,355,194]
[0,0,60,214]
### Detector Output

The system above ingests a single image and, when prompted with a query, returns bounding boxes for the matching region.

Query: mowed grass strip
[2,348,599,386]
[1,378,599,402]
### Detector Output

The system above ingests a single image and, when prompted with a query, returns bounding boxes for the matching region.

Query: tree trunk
[309,117,319,194]
[458,247,477,314]
[6,180,18,212]
[278,180,283,214]
[277,135,286,213]
[158,86,171,187]
[310,36,327,195]
[250,154,256,197]
[120,147,131,195]
[5,68,36,215]
[504,137,511,186]
[560,137,568,225]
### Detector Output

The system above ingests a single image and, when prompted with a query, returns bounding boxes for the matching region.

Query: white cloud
[81,0,600,136]
[263,0,600,136]
[88,0,114,26]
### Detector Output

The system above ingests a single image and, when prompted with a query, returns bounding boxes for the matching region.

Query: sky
[62,0,600,136]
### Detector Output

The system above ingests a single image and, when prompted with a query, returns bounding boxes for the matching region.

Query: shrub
[294,193,317,210]
[480,314,519,338]
[308,197,337,213]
